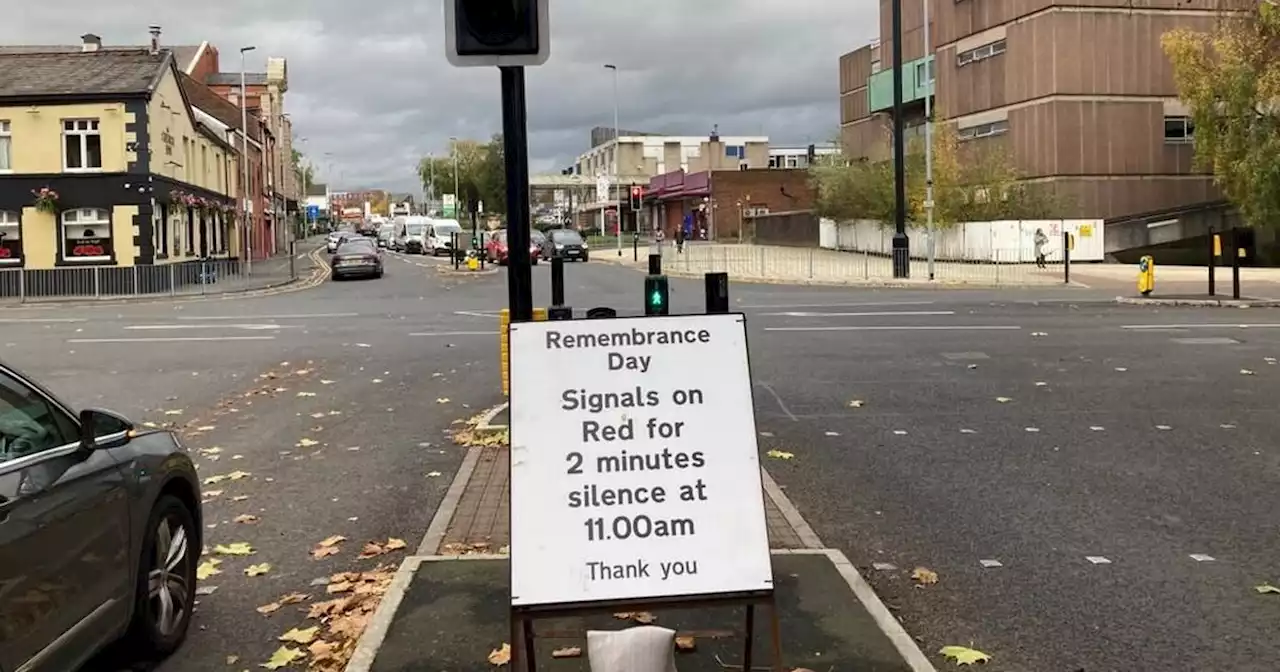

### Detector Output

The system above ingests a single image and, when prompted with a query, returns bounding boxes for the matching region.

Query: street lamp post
[450,137,460,220]
[924,0,936,280]
[605,64,621,257]
[239,45,256,274]
[890,0,910,278]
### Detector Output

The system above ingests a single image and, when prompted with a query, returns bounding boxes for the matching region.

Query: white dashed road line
[764,325,1022,332]
[68,336,276,343]
[758,310,956,317]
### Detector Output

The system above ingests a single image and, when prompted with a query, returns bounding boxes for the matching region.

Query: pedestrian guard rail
[820,218,1105,262]
[0,256,296,303]
[655,243,1067,286]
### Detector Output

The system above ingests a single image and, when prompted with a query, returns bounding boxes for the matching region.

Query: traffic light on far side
[629,185,643,211]
[444,0,550,67]
[644,275,669,316]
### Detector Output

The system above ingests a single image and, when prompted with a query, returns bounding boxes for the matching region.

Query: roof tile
[0,49,168,98]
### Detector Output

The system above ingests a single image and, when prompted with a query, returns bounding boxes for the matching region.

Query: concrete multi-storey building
[839,0,1222,219]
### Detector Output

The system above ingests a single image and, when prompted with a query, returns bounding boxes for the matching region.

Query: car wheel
[125,494,197,659]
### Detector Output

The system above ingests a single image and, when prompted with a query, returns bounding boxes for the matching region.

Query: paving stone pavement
[436,445,806,553]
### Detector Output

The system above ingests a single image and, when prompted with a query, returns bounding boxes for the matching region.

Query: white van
[427,219,464,257]
[396,215,431,254]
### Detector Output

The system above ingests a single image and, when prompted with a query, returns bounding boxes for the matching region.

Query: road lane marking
[764,325,1021,332]
[126,323,290,330]
[755,382,798,422]
[454,310,503,318]
[408,331,496,337]
[759,310,956,317]
[177,312,358,320]
[1122,323,1280,330]
[741,300,937,309]
[68,336,276,343]
[0,318,88,323]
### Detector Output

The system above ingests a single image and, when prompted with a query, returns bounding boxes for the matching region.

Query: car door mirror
[78,408,134,451]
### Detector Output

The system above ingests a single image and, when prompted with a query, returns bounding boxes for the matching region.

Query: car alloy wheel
[148,515,191,637]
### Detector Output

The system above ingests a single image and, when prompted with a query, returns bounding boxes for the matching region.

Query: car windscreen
[530,231,547,242]
[406,224,425,235]
[550,230,583,244]
[337,241,375,254]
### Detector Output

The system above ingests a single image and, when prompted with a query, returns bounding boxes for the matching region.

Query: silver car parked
[0,361,202,671]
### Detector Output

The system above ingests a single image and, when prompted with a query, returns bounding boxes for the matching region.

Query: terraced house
[0,39,239,273]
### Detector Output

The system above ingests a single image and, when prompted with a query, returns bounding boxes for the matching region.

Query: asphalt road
[8,250,503,671]
[9,248,1276,671]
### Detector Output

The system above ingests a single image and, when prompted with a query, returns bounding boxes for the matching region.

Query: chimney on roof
[81,33,101,52]
[149,25,161,55]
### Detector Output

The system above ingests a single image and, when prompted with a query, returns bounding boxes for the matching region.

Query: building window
[915,60,935,85]
[0,120,10,172]
[1164,116,1195,144]
[957,119,1010,141]
[957,39,1006,66]
[62,119,102,171]
[725,145,745,159]
[0,210,20,263]
[60,207,111,262]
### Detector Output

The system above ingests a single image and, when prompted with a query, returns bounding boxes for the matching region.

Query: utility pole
[605,64,621,257]
[239,45,256,275]
[890,0,910,278]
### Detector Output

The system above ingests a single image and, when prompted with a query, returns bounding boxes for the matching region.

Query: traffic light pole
[500,66,534,322]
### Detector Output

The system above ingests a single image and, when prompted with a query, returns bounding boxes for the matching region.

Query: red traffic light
[631,186,642,196]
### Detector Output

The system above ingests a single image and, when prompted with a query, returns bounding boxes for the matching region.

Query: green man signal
[644,274,669,316]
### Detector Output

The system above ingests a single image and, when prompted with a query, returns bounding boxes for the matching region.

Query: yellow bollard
[500,309,511,396]
[501,308,548,396]
[466,256,480,271]
[1137,255,1155,297]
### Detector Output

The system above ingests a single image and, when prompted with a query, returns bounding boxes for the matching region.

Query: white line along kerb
[507,313,772,607]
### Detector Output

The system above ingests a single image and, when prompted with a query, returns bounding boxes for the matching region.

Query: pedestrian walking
[1033,228,1048,269]
[675,226,685,253]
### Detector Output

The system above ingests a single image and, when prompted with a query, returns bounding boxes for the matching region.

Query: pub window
[60,207,111,262]
[63,119,102,171]
[0,210,20,263]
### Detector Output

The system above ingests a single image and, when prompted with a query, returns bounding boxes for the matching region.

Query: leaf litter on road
[911,567,939,586]
[256,592,310,616]
[488,643,512,666]
[213,542,254,556]
[197,557,222,580]
[245,563,272,577]
[313,535,347,559]
[940,645,991,665]
[358,538,408,559]
[262,645,306,669]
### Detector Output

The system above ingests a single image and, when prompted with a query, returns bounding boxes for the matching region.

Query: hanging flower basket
[32,187,59,214]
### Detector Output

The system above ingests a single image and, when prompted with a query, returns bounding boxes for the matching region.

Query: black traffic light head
[629,185,643,211]
[644,274,669,316]
[445,0,550,67]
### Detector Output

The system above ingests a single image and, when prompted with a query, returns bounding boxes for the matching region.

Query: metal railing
[0,252,300,303]
[652,243,1068,286]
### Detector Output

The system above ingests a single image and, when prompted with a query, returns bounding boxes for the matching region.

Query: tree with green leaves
[812,119,1060,225]
[417,134,506,216]
[1163,1,1280,228]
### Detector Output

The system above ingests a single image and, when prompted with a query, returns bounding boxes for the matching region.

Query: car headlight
[555,243,564,249]
[582,243,589,249]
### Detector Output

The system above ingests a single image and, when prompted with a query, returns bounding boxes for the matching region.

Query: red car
[485,230,540,266]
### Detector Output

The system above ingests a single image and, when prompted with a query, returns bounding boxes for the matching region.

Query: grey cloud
[2,0,877,191]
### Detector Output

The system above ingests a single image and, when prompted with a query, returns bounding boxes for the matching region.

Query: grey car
[0,362,202,671]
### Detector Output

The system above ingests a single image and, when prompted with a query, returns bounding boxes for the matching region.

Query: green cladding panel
[868,55,934,113]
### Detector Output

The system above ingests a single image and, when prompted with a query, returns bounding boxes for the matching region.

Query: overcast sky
[3,1,877,193]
